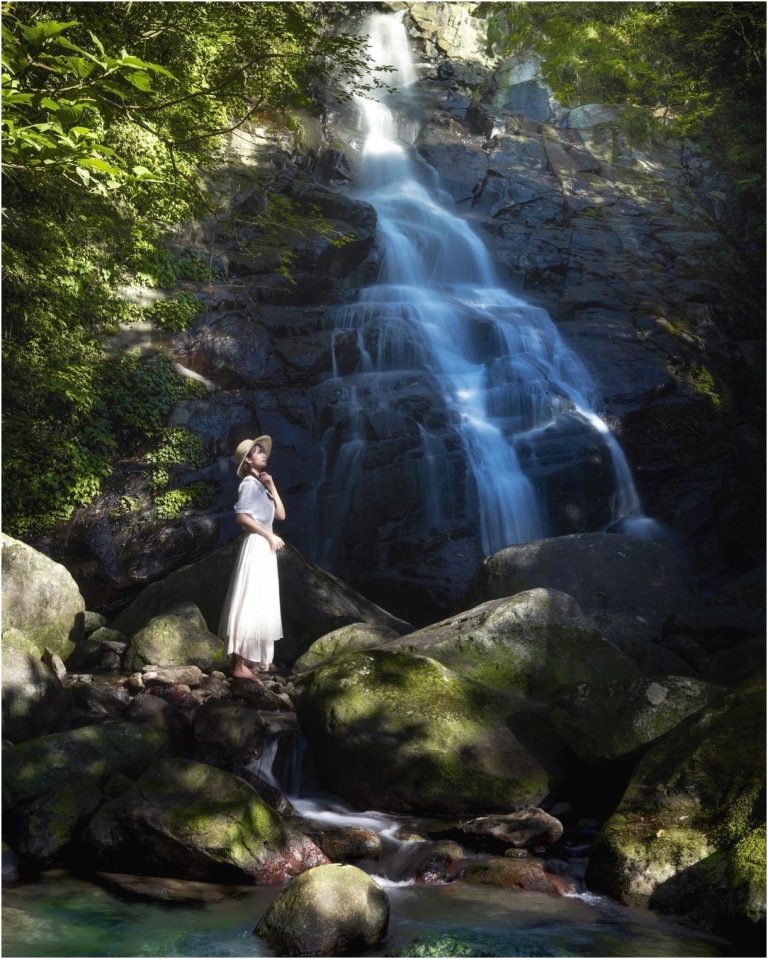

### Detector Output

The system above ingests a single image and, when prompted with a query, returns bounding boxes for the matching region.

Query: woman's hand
[258,471,276,492]
[268,533,285,551]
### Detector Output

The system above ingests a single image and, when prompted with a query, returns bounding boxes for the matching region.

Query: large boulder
[125,602,224,671]
[255,863,389,957]
[192,698,266,766]
[2,629,67,743]
[3,723,167,870]
[110,542,410,662]
[294,622,399,673]
[2,534,85,658]
[473,533,697,634]
[430,808,563,854]
[85,758,328,883]
[388,589,640,697]
[297,649,550,814]
[549,677,722,762]
[586,677,766,945]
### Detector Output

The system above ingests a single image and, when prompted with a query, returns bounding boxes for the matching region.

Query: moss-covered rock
[14,774,102,869]
[191,699,266,766]
[2,628,67,744]
[2,723,168,810]
[460,855,575,894]
[294,622,398,673]
[2,534,85,659]
[255,863,389,956]
[549,677,722,761]
[586,677,766,944]
[125,602,224,671]
[85,757,328,883]
[388,589,640,697]
[297,648,550,814]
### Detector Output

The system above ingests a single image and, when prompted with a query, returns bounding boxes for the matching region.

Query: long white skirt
[219,533,283,661]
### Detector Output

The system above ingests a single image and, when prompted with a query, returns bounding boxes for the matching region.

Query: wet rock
[2,629,67,743]
[192,698,266,765]
[430,808,563,854]
[303,825,383,863]
[389,589,639,697]
[298,649,550,814]
[294,622,399,673]
[2,843,20,885]
[2,534,85,659]
[390,840,466,884]
[83,611,107,636]
[236,767,295,818]
[124,693,192,751]
[255,863,389,956]
[460,856,575,895]
[200,675,232,699]
[587,677,765,943]
[474,533,698,634]
[86,758,328,883]
[550,677,721,762]
[232,679,288,712]
[67,680,129,726]
[14,774,102,869]
[142,665,203,688]
[125,602,224,671]
[93,871,255,905]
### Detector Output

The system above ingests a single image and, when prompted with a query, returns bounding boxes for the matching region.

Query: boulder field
[1,528,764,949]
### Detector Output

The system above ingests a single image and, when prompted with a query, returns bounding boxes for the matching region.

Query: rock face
[549,677,722,761]
[2,534,85,659]
[255,863,390,957]
[389,589,640,697]
[2,629,67,744]
[294,622,399,672]
[125,602,224,671]
[297,648,550,814]
[192,699,266,766]
[431,808,563,854]
[111,542,410,662]
[586,677,765,944]
[85,758,328,883]
[474,533,697,634]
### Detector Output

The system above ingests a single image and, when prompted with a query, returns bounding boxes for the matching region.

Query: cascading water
[314,11,656,565]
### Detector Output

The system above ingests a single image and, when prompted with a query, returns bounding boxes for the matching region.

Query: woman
[219,435,286,682]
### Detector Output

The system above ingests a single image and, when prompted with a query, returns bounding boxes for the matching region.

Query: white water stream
[315,12,661,562]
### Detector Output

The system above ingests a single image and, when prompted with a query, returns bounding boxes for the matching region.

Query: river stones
[2,628,68,744]
[297,648,550,814]
[302,825,383,863]
[125,602,224,671]
[461,856,575,895]
[473,533,697,633]
[549,677,723,762]
[586,677,766,944]
[255,863,389,956]
[430,808,563,854]
[388,589,640,697]
[85,758,327,883]
[294,622,399,672]
[2,534,85,659]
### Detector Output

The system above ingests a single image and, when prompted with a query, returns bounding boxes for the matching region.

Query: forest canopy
[2,1,765,539]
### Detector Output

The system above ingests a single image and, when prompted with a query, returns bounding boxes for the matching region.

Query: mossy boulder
[473,533,697,634]
[2,628,67,744]
[586,677,766,944]
[2,534,85,659]
[192,699,266,766]
[297,649,550,814]
[388,589,640,697]
[549,677,722,761]
[125,602,224,671]
[294,622,398,673]
[14,774,102,869]
[85,758,328,883]
[255,863,389,957]
[2,723,168,810]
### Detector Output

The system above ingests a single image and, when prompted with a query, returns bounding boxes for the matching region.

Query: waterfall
[313,11,655,561]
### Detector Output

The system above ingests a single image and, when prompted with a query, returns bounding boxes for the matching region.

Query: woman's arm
[259,472,286,522]
[235,512,285,550]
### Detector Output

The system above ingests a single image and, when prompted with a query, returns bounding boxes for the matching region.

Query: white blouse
[234,476,275,529]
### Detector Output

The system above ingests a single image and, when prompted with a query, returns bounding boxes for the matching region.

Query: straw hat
[235,436,272,478]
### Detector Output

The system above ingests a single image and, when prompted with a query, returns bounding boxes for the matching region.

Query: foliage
[396,930,555,957]
[482,3,765,205]
[108,494,142,520]
[145,426,208,491]
[2,2,374,537]
[154,482,215,520]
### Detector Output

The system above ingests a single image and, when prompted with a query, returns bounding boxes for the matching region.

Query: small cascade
[310,11,658,565]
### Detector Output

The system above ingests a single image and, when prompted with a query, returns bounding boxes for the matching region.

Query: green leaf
[126,71,152,92]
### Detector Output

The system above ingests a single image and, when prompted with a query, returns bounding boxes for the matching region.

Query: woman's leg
[231,652,264,682]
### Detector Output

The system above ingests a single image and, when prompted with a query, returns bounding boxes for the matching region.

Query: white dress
[219,475,283,661]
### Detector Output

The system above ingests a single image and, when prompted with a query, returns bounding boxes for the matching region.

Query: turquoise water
[3,873,735,958]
